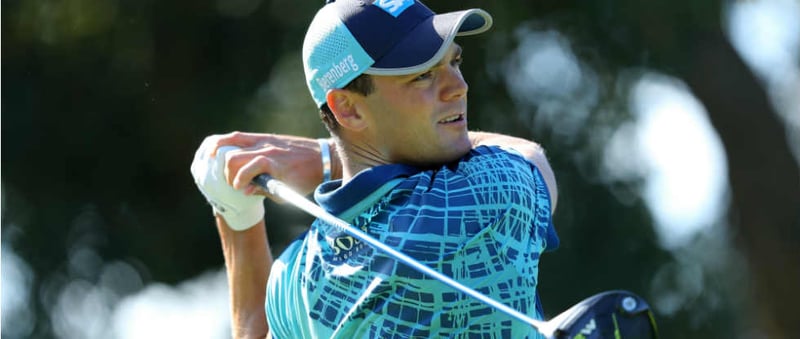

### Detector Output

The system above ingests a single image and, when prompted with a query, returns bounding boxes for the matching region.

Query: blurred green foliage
[3,0,798,338]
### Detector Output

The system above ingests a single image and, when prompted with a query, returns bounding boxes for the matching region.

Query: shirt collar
[313,163,421,216]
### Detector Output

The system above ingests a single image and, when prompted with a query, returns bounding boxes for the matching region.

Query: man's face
[358,43,472,167]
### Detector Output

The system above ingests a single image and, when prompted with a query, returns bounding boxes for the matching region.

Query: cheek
[369,88,436,133]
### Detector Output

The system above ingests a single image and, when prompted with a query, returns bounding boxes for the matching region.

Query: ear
[326,89,367,131]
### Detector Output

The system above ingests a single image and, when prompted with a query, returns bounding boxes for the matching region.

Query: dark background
[3,0,799,338]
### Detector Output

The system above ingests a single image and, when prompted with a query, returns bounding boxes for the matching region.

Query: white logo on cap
[316,54,360,91]
[374,0,414,17]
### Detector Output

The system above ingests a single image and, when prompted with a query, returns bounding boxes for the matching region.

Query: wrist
[211,200,265,231]
[191,144,266,231]
[328,138,341,180]
[318,138,331,182]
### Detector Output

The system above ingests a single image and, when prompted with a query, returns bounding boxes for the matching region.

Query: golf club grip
[252,174,278,195]
[250,173,552,335]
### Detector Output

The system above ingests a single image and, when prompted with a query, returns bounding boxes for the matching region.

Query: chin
[440,138,473,163]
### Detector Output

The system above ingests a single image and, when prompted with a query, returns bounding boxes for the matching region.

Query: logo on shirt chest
[326,233,370,263]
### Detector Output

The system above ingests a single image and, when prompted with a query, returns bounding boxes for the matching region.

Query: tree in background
[2,0,797,337]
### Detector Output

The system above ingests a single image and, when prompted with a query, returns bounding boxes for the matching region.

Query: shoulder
[463,145,531,167]
[459,145,539,179]
[398,146,541,197]
[469,145,558,213]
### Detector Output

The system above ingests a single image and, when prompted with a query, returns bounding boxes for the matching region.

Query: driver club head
[547,290,658,339]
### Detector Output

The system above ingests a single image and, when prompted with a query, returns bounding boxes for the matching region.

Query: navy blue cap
[303,0,492,107]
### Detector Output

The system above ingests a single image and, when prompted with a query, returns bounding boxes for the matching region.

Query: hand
[191,141,265,231]
[206,132,334,197]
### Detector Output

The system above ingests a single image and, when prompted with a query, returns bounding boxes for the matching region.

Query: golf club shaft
[253,174,549,332]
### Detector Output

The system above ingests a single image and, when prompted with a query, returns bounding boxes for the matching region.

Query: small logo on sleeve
[374,0,414,17]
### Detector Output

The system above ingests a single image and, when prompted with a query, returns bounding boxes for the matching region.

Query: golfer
[191,0,559,337]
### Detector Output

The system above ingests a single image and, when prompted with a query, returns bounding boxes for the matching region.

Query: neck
[332,135,391,185]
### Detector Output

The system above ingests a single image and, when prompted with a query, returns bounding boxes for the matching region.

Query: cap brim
[365,8,492,76]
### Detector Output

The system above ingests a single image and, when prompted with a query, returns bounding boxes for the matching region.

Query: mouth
[438,113,465,124]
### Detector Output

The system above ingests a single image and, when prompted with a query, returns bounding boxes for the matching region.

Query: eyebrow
[431,43,463,69]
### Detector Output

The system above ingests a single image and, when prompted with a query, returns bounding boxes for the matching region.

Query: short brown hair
[319,74,374,134]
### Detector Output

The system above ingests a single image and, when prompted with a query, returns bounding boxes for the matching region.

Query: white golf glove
[190,143,265,231]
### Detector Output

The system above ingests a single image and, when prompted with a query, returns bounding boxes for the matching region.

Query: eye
[413,70,433,81]
[451,55,463,68]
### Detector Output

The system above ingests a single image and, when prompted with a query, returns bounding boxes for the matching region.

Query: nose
[440,65,468,102]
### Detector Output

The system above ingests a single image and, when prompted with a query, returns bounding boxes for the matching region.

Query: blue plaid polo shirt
[266,146,559,338]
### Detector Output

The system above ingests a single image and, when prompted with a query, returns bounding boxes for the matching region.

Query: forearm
[468,131,544,159]
[216,216,272,339]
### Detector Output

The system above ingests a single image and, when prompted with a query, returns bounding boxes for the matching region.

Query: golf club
[253,174,658,338]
